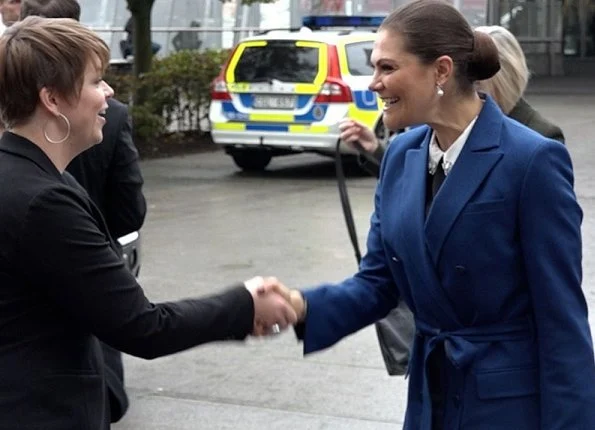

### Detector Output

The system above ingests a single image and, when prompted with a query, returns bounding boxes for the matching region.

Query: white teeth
[382,98,399,111]
[381,98,399,105]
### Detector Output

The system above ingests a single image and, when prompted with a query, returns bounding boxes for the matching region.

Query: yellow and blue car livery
[209,16,387,169]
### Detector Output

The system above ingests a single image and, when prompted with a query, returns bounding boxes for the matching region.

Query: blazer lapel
[398,130,431,249]
[389,129,462,327]
[424,96,504,266]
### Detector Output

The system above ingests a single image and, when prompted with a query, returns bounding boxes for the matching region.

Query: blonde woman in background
[475,24,564,143]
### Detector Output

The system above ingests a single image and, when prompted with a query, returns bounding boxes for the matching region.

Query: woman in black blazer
[0,17,296,429]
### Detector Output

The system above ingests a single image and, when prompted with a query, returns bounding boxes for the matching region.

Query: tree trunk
[127,0,156,104]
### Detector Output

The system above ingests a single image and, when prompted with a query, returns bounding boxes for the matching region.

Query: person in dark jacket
[121,15,161,59]
[20,0,146,422]
[0,17,296,430]
[338,23,566,378]
[66,98,146,240]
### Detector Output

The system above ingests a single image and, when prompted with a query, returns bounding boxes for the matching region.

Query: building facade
[80,0,595,77]
[292,0,595,76]
[489,0,595,76]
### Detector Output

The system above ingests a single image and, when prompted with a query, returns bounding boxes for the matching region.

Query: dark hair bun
[467,30,501,81]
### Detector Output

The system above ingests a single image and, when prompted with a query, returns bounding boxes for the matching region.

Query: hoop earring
[436,84,444,97]
[44,113,71,144]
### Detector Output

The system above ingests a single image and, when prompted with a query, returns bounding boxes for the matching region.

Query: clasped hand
[245,276,305,336]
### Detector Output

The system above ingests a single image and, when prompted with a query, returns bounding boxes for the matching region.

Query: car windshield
[233,41,319,83]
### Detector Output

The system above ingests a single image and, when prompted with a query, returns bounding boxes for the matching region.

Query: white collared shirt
[428,116,478,176]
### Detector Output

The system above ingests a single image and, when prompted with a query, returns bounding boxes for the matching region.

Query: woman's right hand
[339,118,379,154]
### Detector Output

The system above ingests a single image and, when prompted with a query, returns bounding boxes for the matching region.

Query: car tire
[230,150,272,171]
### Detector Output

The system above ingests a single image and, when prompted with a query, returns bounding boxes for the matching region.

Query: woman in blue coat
[264,1,595,428]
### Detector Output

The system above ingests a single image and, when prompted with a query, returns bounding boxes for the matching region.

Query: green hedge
[105,49,230,149]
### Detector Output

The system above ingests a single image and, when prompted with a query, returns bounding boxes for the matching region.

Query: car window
[345,41,374,76]
[233,41,319,83]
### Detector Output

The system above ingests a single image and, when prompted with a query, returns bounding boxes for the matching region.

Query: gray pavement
[113,89,595,430]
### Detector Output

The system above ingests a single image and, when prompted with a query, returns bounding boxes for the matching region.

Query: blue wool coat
[299,96,595,429]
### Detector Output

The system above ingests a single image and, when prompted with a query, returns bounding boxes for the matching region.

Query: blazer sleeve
[299,173,400,354]
[17,186,254,359]
[104,105,147,238]
[519,140,595,426]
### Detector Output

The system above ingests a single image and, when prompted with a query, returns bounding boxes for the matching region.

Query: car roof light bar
[301,15,385,30]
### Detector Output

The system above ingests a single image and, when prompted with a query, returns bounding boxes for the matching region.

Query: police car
[209,15,392,171]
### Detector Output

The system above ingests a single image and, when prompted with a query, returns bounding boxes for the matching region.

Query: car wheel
[230,150,272,171]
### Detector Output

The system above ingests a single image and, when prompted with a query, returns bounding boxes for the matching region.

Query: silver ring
[270,323,281,335]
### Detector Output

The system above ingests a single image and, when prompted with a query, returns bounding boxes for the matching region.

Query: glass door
[563,0,595,57]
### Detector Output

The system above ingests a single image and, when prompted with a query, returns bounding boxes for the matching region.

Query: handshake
[244,276,306,336]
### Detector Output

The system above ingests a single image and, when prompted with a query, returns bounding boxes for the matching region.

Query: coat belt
[411,317,534,430]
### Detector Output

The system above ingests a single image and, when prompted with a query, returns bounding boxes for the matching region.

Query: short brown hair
[380,0,500,92]
[0,16,109,128]
[20,0,81,20]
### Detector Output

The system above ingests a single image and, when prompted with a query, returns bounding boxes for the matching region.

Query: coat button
[391,256,399,263]
[455,265,466,273]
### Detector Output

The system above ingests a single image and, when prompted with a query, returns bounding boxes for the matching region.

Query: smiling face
[58,59,113,149]
[369,30,439,131]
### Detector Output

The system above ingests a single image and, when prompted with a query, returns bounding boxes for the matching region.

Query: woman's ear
[434,55,454,87]
[38,87,61,117]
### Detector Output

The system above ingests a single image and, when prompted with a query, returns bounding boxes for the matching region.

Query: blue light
[302,15,385,30]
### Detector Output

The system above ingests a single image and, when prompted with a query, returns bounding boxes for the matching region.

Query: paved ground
[113,90,595,430]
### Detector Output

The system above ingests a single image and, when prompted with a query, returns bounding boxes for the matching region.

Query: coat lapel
[424,97,504,266]
[391,128,461,326]
[398,130,431,250]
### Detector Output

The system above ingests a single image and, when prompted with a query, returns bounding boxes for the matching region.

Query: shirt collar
[428,116,478,176]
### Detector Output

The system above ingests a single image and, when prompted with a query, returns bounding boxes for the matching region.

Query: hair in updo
[380,0,500,92]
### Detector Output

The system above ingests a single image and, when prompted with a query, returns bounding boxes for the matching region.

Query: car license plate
[253,95,296,109]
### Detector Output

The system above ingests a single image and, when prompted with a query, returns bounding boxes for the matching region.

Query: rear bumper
[210,128,358,155]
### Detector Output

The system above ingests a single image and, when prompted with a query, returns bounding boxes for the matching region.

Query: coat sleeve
[299,171,400,354]
[104,104,147,239]
[18,186,254,359]
[519,139,595,427]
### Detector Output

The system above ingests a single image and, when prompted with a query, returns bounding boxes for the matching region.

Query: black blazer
[66,98,146,240]
[0,133,254,429]
[508,97,565,144]
[66,98,145,423]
